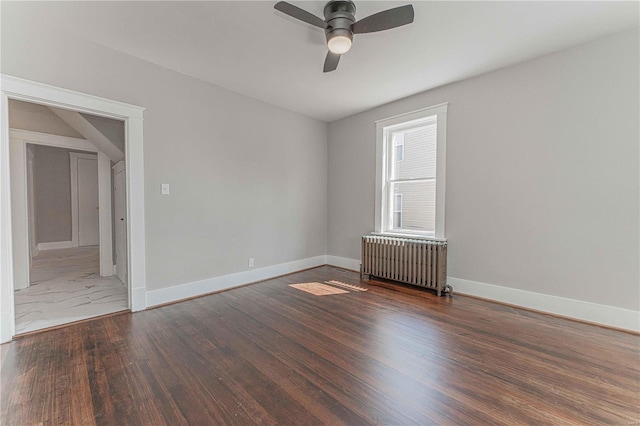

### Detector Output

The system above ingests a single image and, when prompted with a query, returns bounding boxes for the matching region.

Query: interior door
[77,157,100,246]
[113,162,127,286]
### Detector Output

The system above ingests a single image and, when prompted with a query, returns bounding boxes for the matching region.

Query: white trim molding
[371,232,447,242]
[9,129,97,152]
[1,74,146,343]
[2,76,144,120]
[8,138,30,291]
[146,256,328,308]
[449,277,640,333]
[0,88,13,341]
[37,241,73,251]
[125,117,146,312]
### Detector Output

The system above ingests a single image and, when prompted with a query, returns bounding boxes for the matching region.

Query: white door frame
[9,131,99,290]
[10,130,114,282]
[0,75,146,343]
[113,160,127,285]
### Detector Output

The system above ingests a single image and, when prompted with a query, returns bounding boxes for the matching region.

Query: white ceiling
[8,1,639,122]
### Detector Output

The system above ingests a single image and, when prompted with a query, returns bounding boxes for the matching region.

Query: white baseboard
[145,255,327,308]
[143,253,638,333]
[448,277,640,332]
[37,241,73,251]
[326,255,360,272]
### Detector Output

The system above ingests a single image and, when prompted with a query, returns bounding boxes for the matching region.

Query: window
[375,103,447,238]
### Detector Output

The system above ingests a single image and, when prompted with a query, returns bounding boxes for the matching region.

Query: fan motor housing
[324,1,356,29]
[324,0,356,42]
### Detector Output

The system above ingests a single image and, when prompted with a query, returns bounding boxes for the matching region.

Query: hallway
[14,247,128,334]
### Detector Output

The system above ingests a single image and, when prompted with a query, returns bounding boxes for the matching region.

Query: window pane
[393,133,404,161]
[393,211,402,228]
[390,181,435,233]
[394,194,402,212]
[390,123,436,180]
[395,143,404,161]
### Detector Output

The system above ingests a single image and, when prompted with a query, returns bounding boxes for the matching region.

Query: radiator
[360,236,451,296]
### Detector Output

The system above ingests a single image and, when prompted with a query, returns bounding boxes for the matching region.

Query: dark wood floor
[1,266,638,425]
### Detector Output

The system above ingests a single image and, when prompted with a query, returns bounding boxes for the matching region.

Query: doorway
[0,75,146,343]
[8,100,128,334]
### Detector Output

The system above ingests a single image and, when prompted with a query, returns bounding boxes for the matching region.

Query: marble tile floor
[14,247,128,334]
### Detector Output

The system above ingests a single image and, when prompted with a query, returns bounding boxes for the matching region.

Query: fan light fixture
[274,0,415,72]
[328,34,352,54]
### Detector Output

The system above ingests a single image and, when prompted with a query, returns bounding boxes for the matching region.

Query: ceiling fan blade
[274,1,327,29]
[323,52,340,73]
[352,4,414,34]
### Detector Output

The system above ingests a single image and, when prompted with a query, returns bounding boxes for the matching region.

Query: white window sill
[371,232,447,242]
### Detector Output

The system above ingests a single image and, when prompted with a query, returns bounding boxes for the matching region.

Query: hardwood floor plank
[68,330,95,425]
[220,284,524,424]
[192,297,384,425]
[2,266,638,425]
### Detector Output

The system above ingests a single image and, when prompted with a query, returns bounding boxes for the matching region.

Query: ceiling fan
[274,0,414,72]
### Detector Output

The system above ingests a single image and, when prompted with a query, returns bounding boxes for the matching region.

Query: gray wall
[327,28,639,311]
[2,9,328,291]
[29,145,97,244]
[9,99,83,138]
[31,144,72,243]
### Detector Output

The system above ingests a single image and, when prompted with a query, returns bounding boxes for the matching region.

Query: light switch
[161,184,170,195]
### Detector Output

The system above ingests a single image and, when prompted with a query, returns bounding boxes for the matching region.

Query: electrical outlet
[161,184,170,195]
[248,258,254,268]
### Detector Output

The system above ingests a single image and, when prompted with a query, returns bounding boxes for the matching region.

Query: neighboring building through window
[393,133,404,162]
[393,194,403,228]
[375,103,447,238]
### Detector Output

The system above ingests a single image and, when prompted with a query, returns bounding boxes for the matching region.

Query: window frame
[374,103,448,239]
